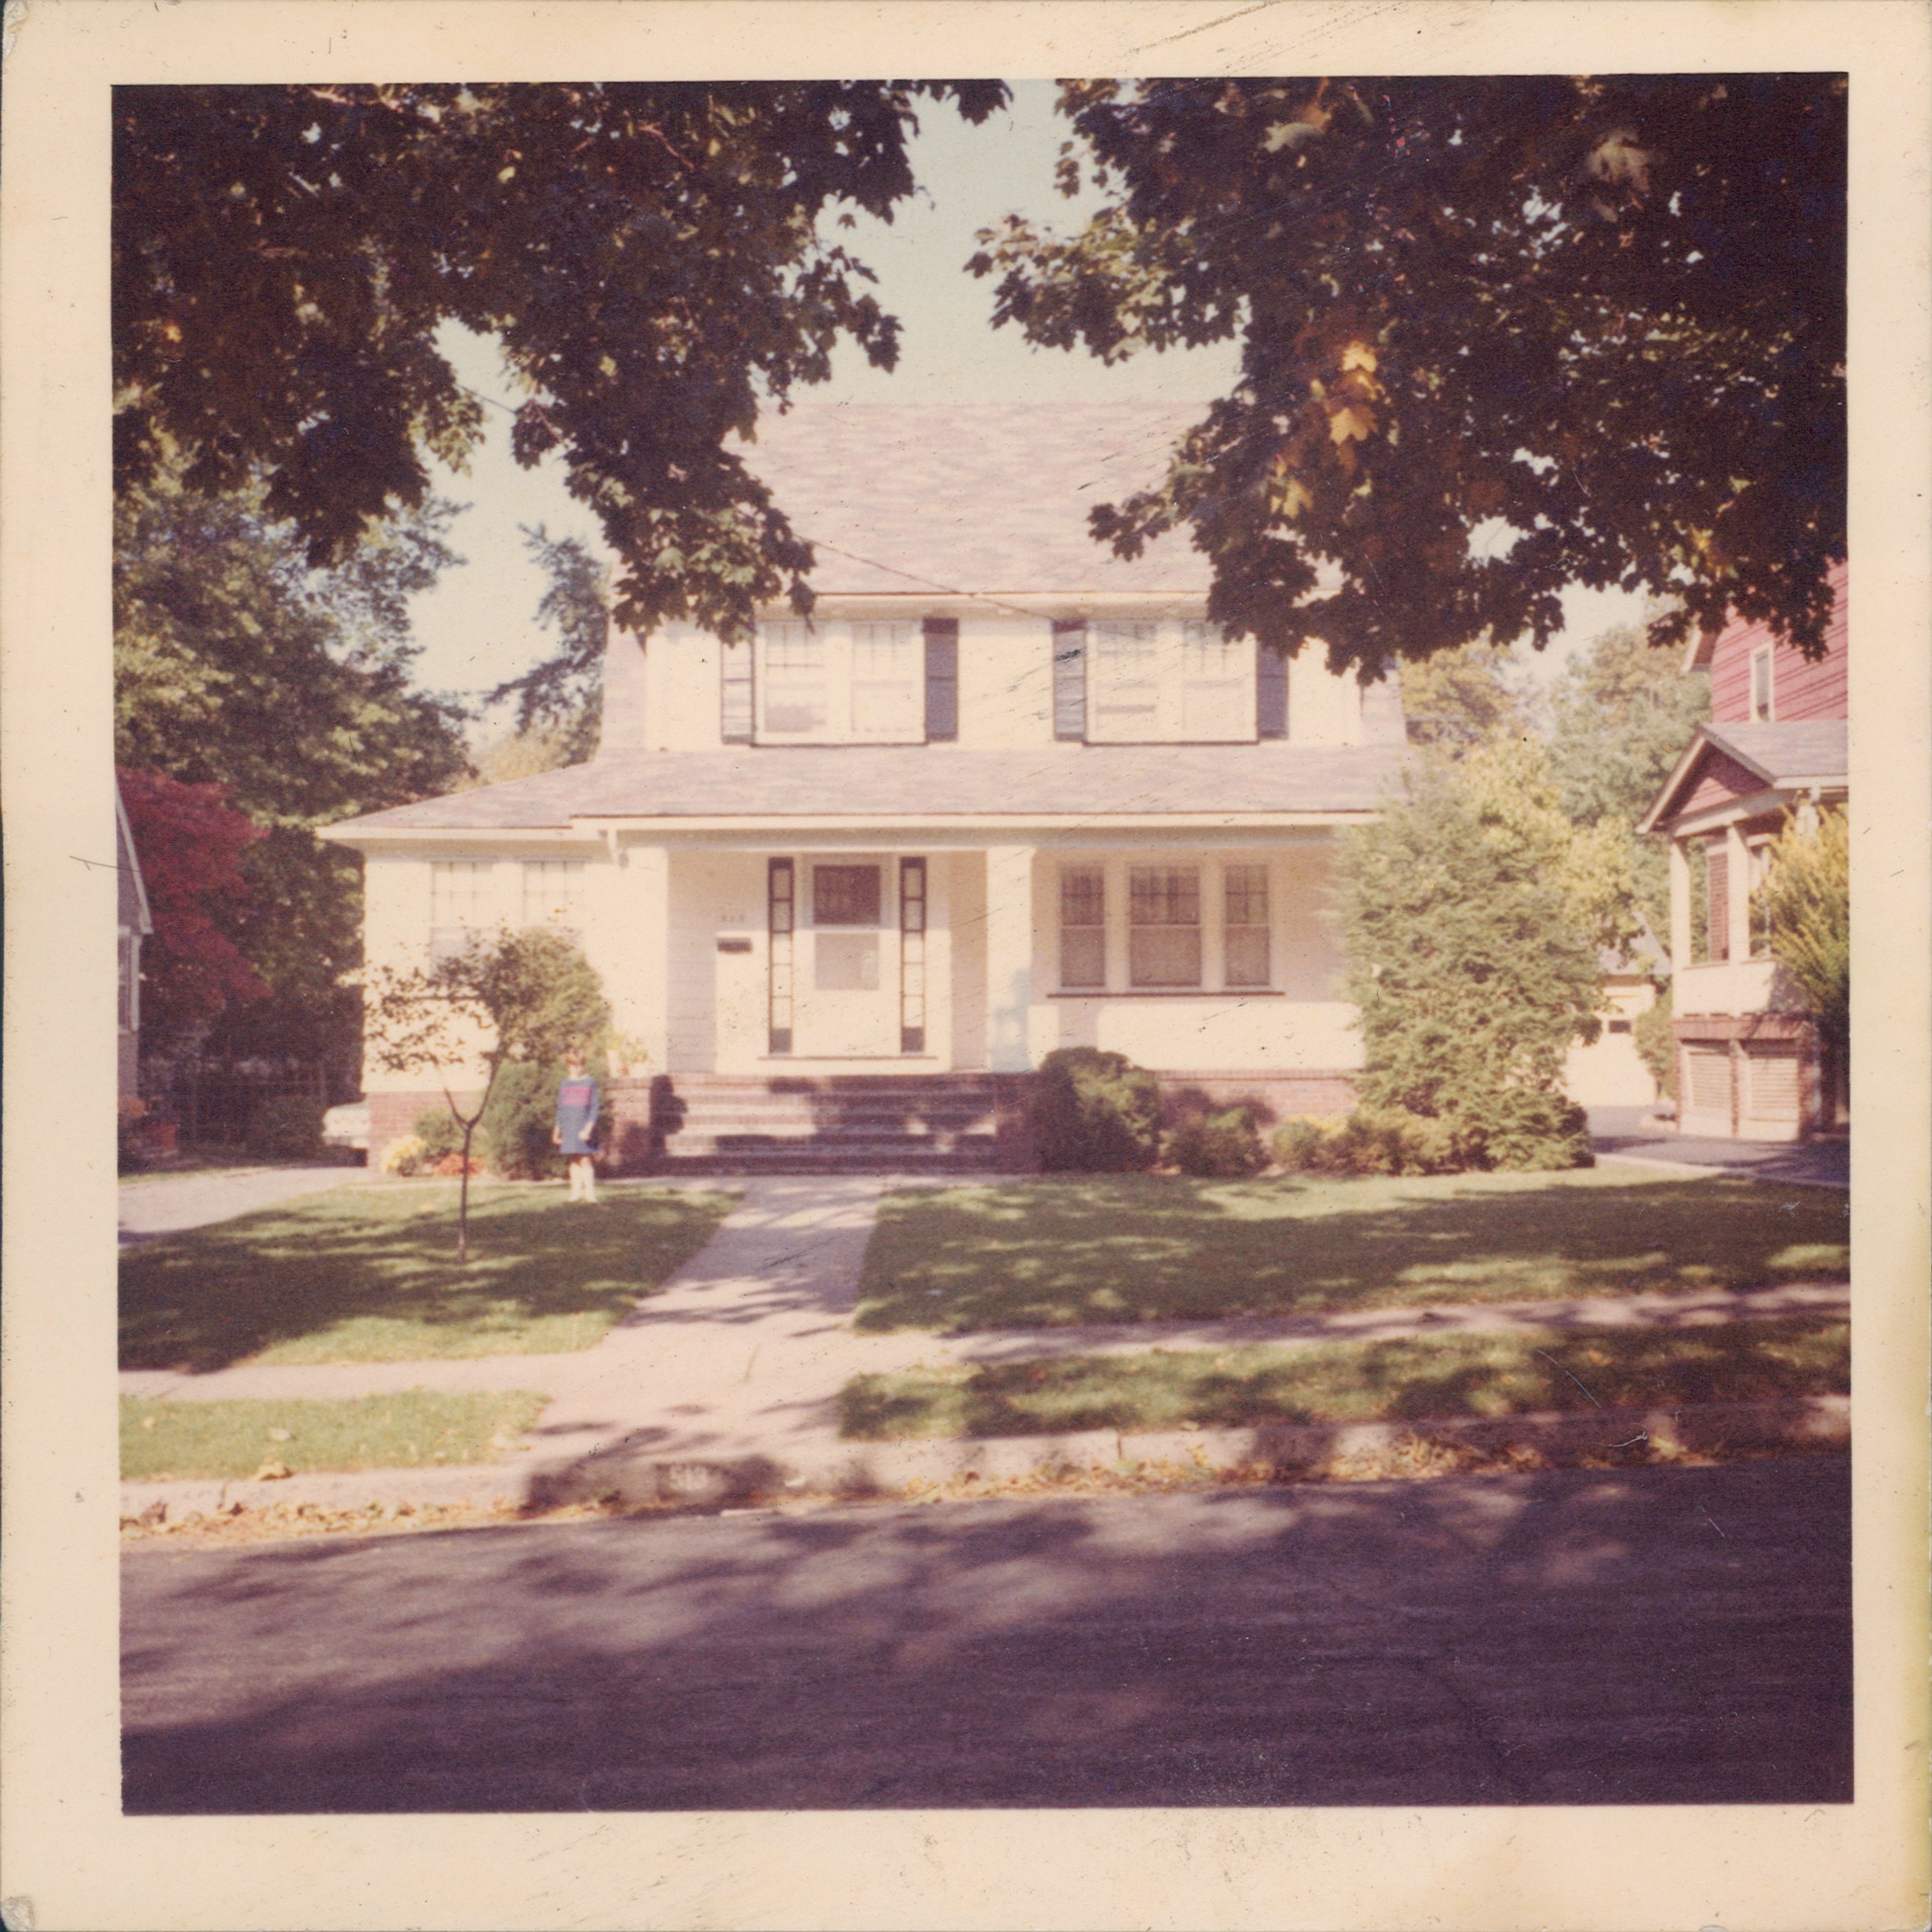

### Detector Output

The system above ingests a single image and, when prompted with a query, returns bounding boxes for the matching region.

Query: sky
[405,79,1648,721]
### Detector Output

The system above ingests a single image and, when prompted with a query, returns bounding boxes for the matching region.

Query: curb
[122,1394,1849,1525]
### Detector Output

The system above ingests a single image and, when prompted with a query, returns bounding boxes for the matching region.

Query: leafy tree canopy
[118,767,267,1046]
[1400,639,1534,750]
[973,76,1844,677]
[115,474,473,1063]
[489,525,612,765]
[116,82,1010,644]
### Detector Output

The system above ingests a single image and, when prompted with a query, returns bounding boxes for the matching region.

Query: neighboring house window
[522,860,585,946]
[755,621,925,743]
[431,860,495,958]
[1059,866,1106,988]
[1223,864,1271,987]
[1704,844,1730,963]
[1129,865,1202,987]
[1086,622,1256,743]
[1749,647,1774,721]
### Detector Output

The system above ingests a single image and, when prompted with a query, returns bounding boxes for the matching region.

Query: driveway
[122,1455,1850,1812]
[1588,1107,1849,1189]
[118,1165,365,1245]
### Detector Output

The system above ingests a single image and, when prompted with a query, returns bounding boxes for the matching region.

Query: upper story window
[1749,647,1775,721]
[431,859,495,959]
[522,860,585,945]
[741,619,955,745]
[1061,620,1273,744]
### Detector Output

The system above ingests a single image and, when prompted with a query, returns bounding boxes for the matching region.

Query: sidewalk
[121,1174,1852,1522]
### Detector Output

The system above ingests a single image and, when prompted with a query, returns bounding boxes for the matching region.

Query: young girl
[551,1050,602,1203]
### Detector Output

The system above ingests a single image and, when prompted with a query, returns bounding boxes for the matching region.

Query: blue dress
[555,1074,601,1157]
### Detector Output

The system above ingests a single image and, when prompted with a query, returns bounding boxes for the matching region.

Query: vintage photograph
[100,69,1863,1825]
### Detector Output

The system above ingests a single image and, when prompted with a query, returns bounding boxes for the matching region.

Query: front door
[767,857,925,1060]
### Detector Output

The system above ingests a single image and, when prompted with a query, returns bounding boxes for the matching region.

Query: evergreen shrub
[245,1094,326,1159]
[1164,1106,1267,1177]
[1033,1047,1162,1172]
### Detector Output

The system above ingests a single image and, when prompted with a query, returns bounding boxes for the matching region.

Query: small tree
[1757,805,1850,1089]
[365,928,610,1261]
[1336,751,1607,1169]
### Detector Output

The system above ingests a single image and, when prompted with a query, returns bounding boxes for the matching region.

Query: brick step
[661,1106,998,1130]
[666,1130,998,1155]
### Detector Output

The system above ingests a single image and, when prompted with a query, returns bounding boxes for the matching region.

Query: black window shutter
[1256,644,1289,740]
[721,640,755,743]
[1052,621,1086,741]
[923,620,958,741]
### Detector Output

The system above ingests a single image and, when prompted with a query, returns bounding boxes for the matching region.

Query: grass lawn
[122,1390,550,1482]
[841,1316,1848,1440]
[120,1183,736,1372]
[854,1170,1849,1334]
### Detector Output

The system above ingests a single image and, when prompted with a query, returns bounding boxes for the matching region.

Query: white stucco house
[322,404,1408,1169]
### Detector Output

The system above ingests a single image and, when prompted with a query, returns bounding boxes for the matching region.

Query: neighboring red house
[1638,562,1848,1139]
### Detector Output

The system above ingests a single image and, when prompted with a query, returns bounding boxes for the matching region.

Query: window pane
[1223,864,1268,928]
[813,864,882,926]
[431,860,492,925]
[1130,926,1202,987]
[814,931,879,991]
[1130,866,1199,927]
[1091,623,1160,732]
[1060,866,1104,927]
[1181,622,1248,737]
[1061,928,1106,988]
[1225,927,1271,987]
[760,622,827,734]
[522,859,584,927]
[850,622,923,737]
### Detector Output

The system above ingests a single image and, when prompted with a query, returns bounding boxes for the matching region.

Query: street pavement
[1588,1106,1849,1188]
[121,1454,1851,1812]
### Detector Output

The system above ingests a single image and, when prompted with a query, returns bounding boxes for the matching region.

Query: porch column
[984,845,1036,1072]
[618,842,672,1071]
[1668,839,1692,974]
[1725,821,1752,966]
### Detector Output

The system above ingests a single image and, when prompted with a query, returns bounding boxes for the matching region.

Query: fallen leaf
[253,1459,293,1481]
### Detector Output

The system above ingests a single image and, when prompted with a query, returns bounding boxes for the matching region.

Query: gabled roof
[321,743,1409,840]
[737,403,1208,598]
[1638,719,1848,835]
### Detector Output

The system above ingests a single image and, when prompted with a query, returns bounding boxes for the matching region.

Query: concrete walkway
[121,1171,1851,1517]
[118,1164,370,1245]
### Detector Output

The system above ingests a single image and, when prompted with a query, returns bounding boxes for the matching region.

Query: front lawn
[120,1183,736,1372]
[841,1316,1849,1440]
[854,1171,1848,1333]
[122,1390,550,1482]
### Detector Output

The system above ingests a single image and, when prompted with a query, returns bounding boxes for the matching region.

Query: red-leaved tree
[118,767,268,1048]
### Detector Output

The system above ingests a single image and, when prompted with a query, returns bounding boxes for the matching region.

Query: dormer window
[1749,646,1774,721]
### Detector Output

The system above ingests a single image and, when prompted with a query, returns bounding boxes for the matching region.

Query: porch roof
[1637,719,1849,835]
[322,743,1409,840]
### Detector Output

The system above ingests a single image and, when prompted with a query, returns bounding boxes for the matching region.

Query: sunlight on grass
[120,1183,736,1371]
[121,1389,551,1482]
[853,1171,1849,1334]
[840,1317,1849,1439]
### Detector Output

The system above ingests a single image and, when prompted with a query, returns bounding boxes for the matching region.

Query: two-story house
[1637,560,1848,1140]
[323,404,1408,1170]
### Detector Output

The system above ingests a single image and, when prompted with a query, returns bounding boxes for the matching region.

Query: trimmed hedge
[1164,1106,1267,1177]
[245,1094,326,1160]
